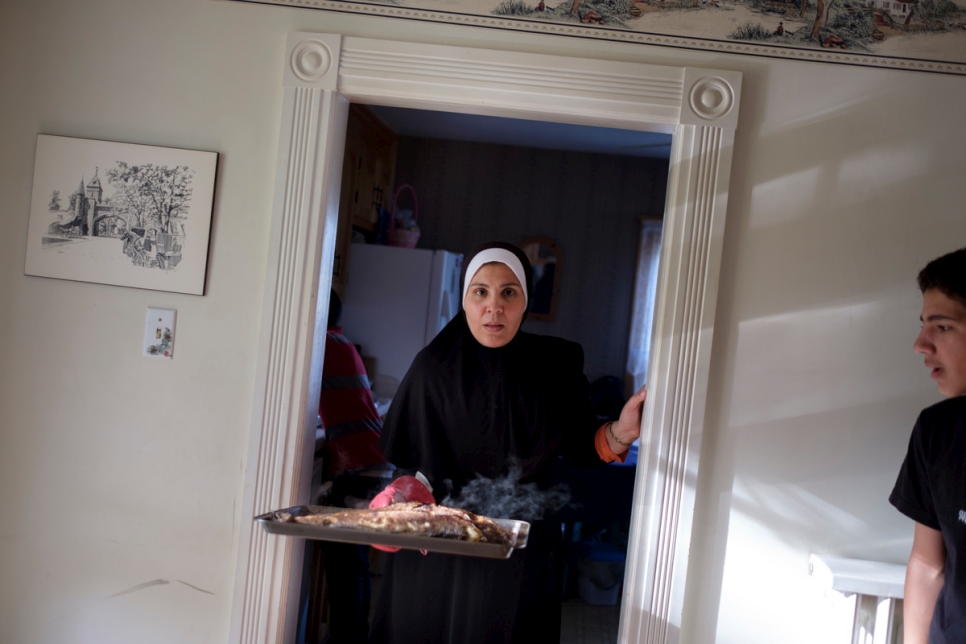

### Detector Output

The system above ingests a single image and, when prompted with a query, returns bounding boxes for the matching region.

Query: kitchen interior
[300,102,673,643]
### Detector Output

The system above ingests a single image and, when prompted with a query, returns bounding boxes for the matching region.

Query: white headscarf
[462,248,528,307]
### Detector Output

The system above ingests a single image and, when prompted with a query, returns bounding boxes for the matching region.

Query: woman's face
[463,262,527,348]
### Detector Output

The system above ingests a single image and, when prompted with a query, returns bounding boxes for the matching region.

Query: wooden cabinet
[332,104,398,298]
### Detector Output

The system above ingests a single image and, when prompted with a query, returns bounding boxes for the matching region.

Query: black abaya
[371,521,563,644]
[377,313,603,491]
[369,311,603,644]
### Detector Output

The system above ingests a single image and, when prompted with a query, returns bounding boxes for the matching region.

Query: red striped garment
[318,326,387,478]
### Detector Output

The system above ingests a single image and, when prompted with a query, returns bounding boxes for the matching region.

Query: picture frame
[230,0,966,75]
[24,135,218,295]
[521,236,561,321]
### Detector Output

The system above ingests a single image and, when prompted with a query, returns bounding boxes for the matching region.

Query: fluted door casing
[230,32,741,644]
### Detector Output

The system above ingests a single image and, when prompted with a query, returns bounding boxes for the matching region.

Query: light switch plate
[144,308,176,358]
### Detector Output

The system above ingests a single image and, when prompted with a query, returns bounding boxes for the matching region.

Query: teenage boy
[890,246,966,644]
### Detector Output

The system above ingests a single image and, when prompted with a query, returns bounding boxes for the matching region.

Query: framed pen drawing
[24,135,218,295]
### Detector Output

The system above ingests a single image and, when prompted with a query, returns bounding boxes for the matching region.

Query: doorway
[300,102,671,643]
[229,33,740,644]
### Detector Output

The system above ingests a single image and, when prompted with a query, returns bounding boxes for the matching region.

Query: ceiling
[367,105,673,159]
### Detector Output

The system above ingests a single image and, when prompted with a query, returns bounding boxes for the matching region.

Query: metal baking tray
[255,505,530,560]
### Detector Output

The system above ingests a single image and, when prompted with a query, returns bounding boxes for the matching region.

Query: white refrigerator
[340,242,463,401]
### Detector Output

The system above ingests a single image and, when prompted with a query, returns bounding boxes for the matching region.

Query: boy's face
[914,288,966,397]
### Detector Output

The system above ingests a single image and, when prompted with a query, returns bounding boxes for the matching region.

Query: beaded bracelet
[608,421,630,447]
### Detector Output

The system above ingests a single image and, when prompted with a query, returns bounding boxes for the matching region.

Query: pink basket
[388,184,421,248]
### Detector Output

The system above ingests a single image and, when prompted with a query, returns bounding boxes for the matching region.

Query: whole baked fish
[281,502,514,546]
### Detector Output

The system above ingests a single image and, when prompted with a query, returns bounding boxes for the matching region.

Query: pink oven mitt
[368,475,435,553]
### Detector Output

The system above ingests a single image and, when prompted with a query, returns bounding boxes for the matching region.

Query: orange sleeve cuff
[595,423,626,464]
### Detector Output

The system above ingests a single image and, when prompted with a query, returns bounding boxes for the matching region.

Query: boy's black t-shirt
[890,395,966,643]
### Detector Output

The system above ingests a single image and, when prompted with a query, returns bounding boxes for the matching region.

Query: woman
[368,241,646,644]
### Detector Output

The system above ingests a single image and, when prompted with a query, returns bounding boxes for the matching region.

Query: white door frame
[229,32,741,644]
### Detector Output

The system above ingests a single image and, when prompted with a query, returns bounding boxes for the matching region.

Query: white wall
[683,60,966,643]
[1,1,963,643]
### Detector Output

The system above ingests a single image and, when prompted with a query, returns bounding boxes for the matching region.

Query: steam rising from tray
[441,463,571,522]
